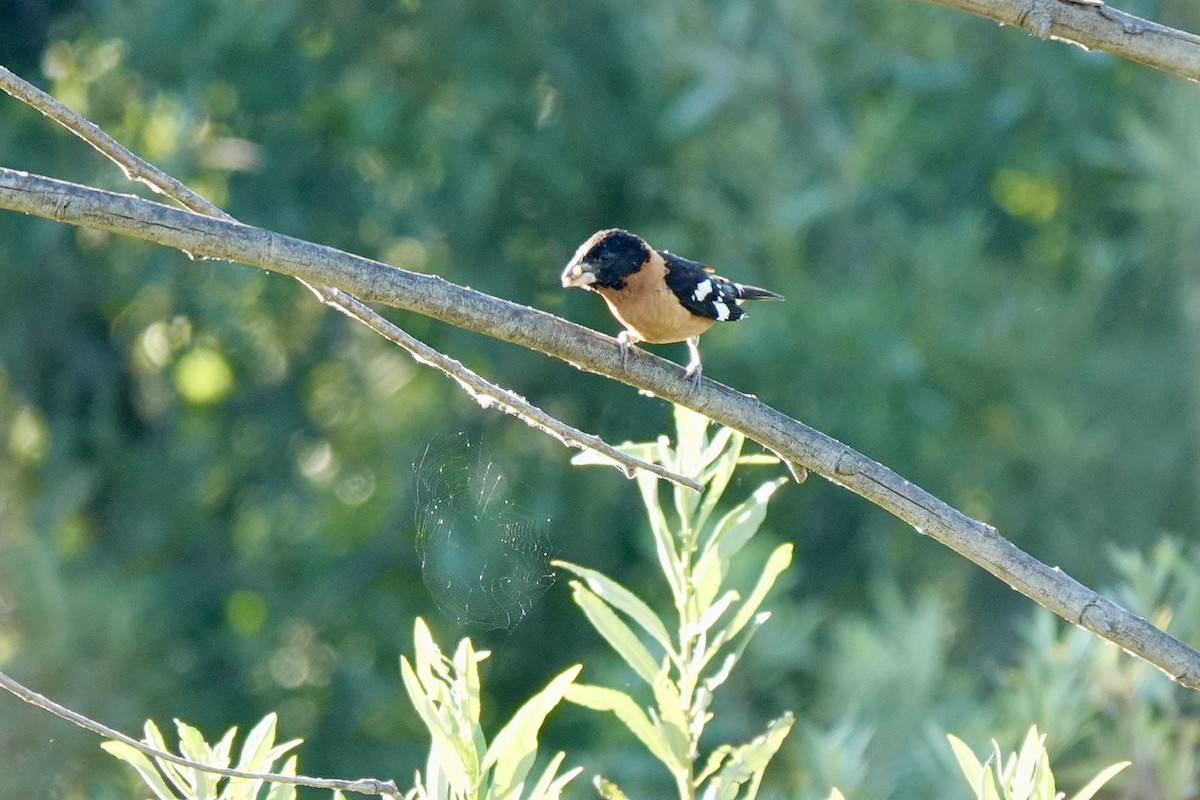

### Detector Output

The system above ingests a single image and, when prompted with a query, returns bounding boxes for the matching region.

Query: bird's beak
[561,260,597,289]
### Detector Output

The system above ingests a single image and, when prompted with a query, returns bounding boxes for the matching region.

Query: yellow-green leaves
[400,618,582,800]
[563,405,793,800]
[102,714,300,800]
[948,725,1130,800]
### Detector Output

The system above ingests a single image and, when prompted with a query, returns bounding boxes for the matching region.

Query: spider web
[412,434,557,632]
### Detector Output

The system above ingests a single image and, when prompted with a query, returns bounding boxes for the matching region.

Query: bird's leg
[617,330,640,372]
[683,337,703,389]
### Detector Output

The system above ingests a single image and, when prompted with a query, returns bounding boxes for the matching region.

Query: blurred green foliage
[3,0,1200,797]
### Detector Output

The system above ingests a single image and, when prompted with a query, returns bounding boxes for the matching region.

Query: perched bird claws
[616,330,635,371]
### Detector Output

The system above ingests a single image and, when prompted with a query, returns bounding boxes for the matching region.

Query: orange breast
[595,255,714,343]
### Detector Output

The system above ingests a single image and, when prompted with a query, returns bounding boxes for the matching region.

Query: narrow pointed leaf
[704,480,784,566]
[696,744,732,785]
[264,755,298,800]
[672,405,707,532]
[1069,761,1131,800]
[1033,747,1054,800]
[101,741,178,800]
[723,544,792,642]
[689,590,739,640]
[525,751,568,800]
[482,665,580,799]
[694,429,742,536]
[570,581,660,684]
[401,657,474,793]
[948,735,986,795]
[173,719,212,765]
[651,669,691,765]
[236,713,278,772]
[705,712,794,800]
[565,684,677,768]
[547,766,586,798]
[694,481,784,610]
[593,775,633,800]
[1010,726,1042,797]
[554,560,673,653]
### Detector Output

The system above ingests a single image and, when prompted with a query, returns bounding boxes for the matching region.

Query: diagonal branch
[920,0,1200,82]
[0,667,401,799]
[330,289,703,490]
[0,65,700,493]
[2,167,1197,689]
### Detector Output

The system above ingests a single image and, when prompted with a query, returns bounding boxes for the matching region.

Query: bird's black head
[561,228,651,291]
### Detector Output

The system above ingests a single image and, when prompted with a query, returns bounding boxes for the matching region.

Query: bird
[561,228,782,386]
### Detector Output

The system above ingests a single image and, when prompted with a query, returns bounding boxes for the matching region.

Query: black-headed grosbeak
[561,228,782,384]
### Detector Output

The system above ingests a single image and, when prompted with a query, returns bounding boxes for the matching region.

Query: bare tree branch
[0,667,402,799]
[0,65,701,493]
[2,167,1197,689]
[921,0,1200,82]
[332,289,703,491]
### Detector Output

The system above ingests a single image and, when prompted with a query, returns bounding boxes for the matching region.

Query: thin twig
[329,290,704,491]
[0,65,700,494]
[0,668,401,799]
[2,169,1197,689]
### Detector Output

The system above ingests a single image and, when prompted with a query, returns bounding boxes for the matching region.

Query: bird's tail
[735,284,784,301]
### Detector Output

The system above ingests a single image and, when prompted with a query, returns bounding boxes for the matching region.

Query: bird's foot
[683,338,704,392]
[617,331,638,372]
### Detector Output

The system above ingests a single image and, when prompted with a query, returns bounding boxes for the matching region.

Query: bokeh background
[3,1,1200,797]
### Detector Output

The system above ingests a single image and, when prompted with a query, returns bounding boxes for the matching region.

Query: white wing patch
[713,301,731,321]
[692,279,714,302]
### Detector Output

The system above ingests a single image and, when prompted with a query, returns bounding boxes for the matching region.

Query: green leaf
[704,479,784,566]
[1033,745,1055,800]
[672,406,708,530]
[947,734,1001,800]
[211,726,237,775]
[569,442,657,468]
[696,744,733,785]
[553,560,673,654]
[524,751,582,800]
[101,741,178,800]
[482,664,581,800]
[141,720,192,799]
[693,479,784,610]
[673,404,709,472]
[569,581,661,684]
[400,656,475,793]
[637,471,684,604]
[688,589,739,640]
[703,712,794,800]
[453,635,489,761]
[723,544,793,643]
[948,735,985,796]
[173,719,213,765]
[454,636,484,728]
[237,712,279,771]
[650,669,691,768]
[1010,725,1043,797]
[691,547,725,614]
[1069,761,1131,800]
[693,428,743,536]
[264,755,298,800]
[564,683,677,769]
[592,775,633,800]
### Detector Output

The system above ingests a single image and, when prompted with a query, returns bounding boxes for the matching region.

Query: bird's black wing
[661,250,748,323]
